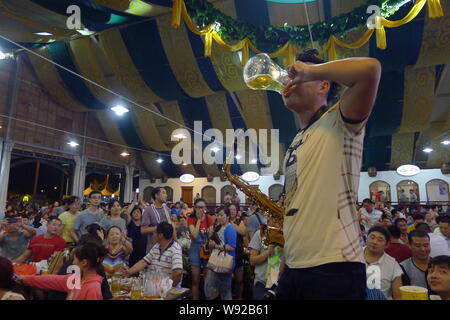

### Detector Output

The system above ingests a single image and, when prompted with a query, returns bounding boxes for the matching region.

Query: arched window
[369,181,391,203]
[397,180,420,203]
[426,179,449,202]
[269,184,284,201]
[221,185,236,203]
[164,186,173,202]
[202,186,216,205]
[143,187,154,203]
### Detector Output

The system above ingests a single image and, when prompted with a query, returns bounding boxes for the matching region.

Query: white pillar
[124,165,135,203]
[72,155,87,198]
[0,140,14,219]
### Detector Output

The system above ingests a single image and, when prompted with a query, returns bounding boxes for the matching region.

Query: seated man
[415,223,450,258]
[124,222,183,288]
[427,255,450,300]
[0,216,36,260]
[385,225,411,263]
[434,216,450,248]
[14,217,66,263]
[364,226,403,299]
[359,199,382,231]
[400,230,430,289]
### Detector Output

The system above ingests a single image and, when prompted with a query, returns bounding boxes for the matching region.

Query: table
[112,288,190,300]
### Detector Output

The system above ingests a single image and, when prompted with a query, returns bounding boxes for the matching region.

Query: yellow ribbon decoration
[171,0,443,64]
[204,26,214,57]
[428,0,444,18]
[172,0,182,27]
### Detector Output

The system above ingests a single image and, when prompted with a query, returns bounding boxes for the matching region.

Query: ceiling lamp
[441,140,450,146]
[35,32,53,36]
[423,147,433,153]
[242,171,260,182]
[120,152,130,157]
[156,158,164,164]
[396,164,421,177]
[180,174,195,184]
[111,105,129,116]
[67,141,79,147]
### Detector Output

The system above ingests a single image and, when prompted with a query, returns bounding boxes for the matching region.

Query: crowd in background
[1,190,449,300]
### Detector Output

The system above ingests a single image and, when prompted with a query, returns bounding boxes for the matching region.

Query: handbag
[207,248,234,274]
[199,243,211,259]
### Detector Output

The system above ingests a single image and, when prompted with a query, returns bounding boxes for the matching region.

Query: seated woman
[0,256,26,300]
[18,242,108,300]
[102,226,132,277]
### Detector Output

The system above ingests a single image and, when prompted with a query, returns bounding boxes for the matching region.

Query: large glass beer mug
[243,53,290,93]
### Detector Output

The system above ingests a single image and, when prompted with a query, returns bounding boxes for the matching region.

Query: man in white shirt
[276,49,381,300]
[124,222,183,287]
[364,226,403,299]
[415,223,450,258]
[359,199,383,231]
[435,216,450,248]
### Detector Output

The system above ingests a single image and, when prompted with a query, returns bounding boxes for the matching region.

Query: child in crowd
[18,242,108,300]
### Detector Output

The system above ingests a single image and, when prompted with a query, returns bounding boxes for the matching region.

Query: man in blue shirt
[171,202,183,216]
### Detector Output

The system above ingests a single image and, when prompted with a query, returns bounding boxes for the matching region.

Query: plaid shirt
[283,103,366,268]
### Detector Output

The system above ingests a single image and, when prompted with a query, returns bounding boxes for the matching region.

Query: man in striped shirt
[124,222,183,287]
[277,49,381,300]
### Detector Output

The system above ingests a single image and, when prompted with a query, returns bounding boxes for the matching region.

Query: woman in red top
[187,198,214,300]
[18,242,108,300]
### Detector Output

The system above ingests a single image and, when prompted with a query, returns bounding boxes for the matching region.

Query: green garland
[184,0,411,51]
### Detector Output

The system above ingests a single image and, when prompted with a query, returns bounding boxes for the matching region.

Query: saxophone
[222,148,285,247]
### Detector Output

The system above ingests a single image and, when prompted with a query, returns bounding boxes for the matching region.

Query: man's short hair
[414,222,431,233]
[413,214,425,221]
[408,229,430,244]
[395,218,407,226]
[47,216,61,224]
[362,198,373,205]
[387,225,401,239]
[296,48,341,105]
[89,190,102,198]
[429,255,450,269]
[156,222,173,240]
[368,226,391,243]
[151,187,164,200]
[437,216,450,225]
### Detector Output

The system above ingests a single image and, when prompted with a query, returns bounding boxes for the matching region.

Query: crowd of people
[1,190,449,300]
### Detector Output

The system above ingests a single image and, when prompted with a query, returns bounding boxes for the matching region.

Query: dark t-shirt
[385,242,412,263]
[127,221,147,266]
